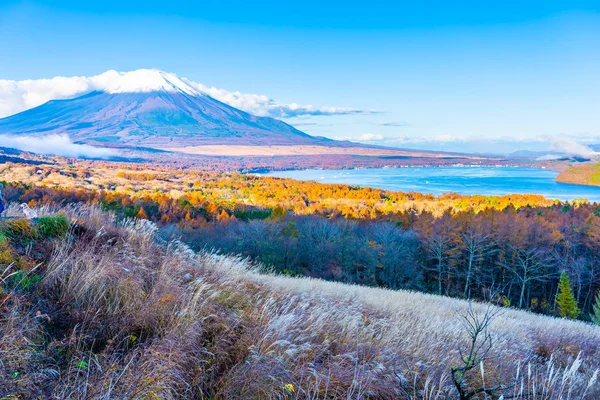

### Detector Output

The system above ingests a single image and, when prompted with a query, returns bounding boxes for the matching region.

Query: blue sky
[1,1,599,154]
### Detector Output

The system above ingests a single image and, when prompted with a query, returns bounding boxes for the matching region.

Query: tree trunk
[463,253,474,298]
[519,281,526,309]
[438,258,443,295]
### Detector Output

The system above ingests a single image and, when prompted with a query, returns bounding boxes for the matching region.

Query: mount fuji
[0,69,326,148]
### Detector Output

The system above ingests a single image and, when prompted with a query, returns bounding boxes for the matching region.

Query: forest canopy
[2,162,600,321]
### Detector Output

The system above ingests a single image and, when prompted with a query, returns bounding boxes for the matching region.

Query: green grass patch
[0,214,70,244]
[36,214,70,238]
[1,219,39,243]
[5,270,41,292]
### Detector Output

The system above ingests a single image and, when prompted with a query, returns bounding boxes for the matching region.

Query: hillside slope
[0,205,598,398]
[556,164,600,187]
[0,91,320,147]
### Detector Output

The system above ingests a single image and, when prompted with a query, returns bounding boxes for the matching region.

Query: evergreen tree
[555,272,579,319]
[591,290,600,325]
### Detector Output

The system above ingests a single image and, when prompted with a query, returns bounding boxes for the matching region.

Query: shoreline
[247,162,538,174]
[256,165,600,203]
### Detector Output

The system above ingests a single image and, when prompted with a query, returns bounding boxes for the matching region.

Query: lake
[261,167,600,203]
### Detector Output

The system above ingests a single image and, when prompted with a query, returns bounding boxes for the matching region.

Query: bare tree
[424,233,456,295]
[297,217,341,274]
[451,302,521,400]
[459,230,495,299]
[367,222,420,289]
[502,246,555,309]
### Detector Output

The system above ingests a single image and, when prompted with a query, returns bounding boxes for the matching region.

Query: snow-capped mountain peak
[90,69,202,95]
[0,69,319,148]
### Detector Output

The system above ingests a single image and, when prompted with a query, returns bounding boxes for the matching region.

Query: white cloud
[334,133,463,144]
[550,137,600,158]
[357,133,384,141]
[0,69,372,119]
[377,121,409,127]
[182,79,373,118]
[0,76,91,118]
[0,134,118,158]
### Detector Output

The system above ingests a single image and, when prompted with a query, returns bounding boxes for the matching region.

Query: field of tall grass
[0,204,598,399]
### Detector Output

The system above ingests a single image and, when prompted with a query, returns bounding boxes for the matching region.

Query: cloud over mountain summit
[0,69,369,119]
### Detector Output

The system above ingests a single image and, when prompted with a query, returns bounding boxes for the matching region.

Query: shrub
[1,219,39,243]
[36,214,70,238]
[0,246,14,265]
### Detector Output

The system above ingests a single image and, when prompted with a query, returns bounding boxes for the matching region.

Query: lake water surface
[261,167,600,203]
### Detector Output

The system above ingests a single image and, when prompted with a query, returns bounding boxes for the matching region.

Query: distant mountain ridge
[0,69,326,147]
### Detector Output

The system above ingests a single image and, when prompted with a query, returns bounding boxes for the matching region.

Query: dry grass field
[0,204,598,399]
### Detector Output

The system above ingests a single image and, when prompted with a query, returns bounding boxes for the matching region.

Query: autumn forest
[2,162,599,321]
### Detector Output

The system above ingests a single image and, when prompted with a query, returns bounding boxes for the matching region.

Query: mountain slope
[0,70,323,147]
